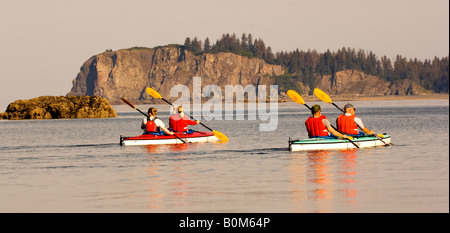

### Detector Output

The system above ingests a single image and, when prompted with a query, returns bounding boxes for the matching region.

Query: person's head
[148,107,157,116]
[311,105,321,115]
[344,103,355,114]
[177,106,184,113]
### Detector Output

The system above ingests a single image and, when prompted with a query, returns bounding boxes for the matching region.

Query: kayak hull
[120,131,219,146]
[289,135,391,151]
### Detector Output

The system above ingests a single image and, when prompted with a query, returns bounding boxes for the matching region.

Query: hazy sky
[0,0,448,111]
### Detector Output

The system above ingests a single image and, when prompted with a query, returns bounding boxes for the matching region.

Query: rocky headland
[0,96,117,120]
[67,45,284,104]
[66,45,437,104]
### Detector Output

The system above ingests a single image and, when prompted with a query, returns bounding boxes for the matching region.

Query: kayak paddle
[120,97,187,143]
[287,90,311,109]
[313,88,389,146]
[313,88,344,112]
[121,97,148,116]
[287,90,358,148]
[145,87,229,142]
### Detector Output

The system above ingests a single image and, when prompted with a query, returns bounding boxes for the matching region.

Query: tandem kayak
[289,134,391,151]
[120,131,219,146]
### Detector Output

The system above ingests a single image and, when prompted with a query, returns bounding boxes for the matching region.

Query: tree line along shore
[183,33,449,95]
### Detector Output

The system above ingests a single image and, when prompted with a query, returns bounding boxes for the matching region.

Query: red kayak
[120,131,219,146]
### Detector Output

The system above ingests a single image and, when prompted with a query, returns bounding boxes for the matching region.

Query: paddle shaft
[136,108,148,117]
[332,103,344,113]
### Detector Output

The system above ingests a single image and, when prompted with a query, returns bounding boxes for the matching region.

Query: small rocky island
[0,96,117,120]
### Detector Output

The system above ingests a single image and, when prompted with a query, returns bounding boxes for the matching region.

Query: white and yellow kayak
[289,134,391,151]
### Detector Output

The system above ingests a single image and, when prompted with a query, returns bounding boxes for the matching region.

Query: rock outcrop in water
[0,96,117,120]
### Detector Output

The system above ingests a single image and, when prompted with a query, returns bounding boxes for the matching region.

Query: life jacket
[170,114,197,132]
[146,116,159,133]
[305,115,329,137]
[336,114,359,135]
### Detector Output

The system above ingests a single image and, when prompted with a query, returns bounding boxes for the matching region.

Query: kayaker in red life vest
[141,107,174,135]
[336,103,375,136]
[305,104,350,139]
[169,106,200,133]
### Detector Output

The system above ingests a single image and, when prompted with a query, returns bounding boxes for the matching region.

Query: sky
[0,0,448,111]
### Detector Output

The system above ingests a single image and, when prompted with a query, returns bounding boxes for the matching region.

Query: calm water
[0,99,448,213]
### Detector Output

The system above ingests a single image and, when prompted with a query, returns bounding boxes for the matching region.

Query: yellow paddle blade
[377,134,385,138]
[314,88,333,103]
[120,98,136,109]
[212,130,228,142]
[287,90,305,105]
[146,87,162,99]
[347,136,354,141]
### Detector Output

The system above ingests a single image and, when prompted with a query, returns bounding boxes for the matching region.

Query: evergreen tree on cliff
[204,37,211,52]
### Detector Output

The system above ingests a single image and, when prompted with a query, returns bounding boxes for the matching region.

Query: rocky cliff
[67,45,284,104]
[310,70,428,96]
[67,45,430,103]
[0,96,117,120]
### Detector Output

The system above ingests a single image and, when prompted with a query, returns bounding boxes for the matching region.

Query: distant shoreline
[295,93,449,102]
[115,93,449,106]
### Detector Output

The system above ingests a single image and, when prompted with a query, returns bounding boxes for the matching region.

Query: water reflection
[145,156,163,210]
[290,149,360,213]
[337,149,359,208]
[168,143,190,152]
[307,150,333,212]
[170,153,191,210]
[143,143,191,153]
[338,149,358,184]
[144,145,159,153]
[288,152,307,212]
[143,144,193,211]
[307,150,331,185]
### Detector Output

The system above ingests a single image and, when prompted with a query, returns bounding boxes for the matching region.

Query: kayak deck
[120,131,219,146]
[289,134,391,151]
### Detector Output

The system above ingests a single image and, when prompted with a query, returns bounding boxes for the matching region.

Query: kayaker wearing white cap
[305,104,350,139]
[336,103,374,136]
[169,106,200,133]
[141,107,174,135]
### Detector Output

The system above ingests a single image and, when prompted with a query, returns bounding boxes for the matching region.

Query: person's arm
[181,115,199,125]
[141,118,147,130]
[187,120,200,125]
[160,126,174,135]
[155,119,174,135]
[355,117,374,134]
[171,105,178,115]
[362,127,374,135]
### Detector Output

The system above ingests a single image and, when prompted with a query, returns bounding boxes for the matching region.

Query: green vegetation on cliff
[183,33,449,94]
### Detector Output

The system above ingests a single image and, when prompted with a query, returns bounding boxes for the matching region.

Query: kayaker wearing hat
[305,104,351,139]
[141,107,174,135]
[336,103,374,136]
[169,105,200,133]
